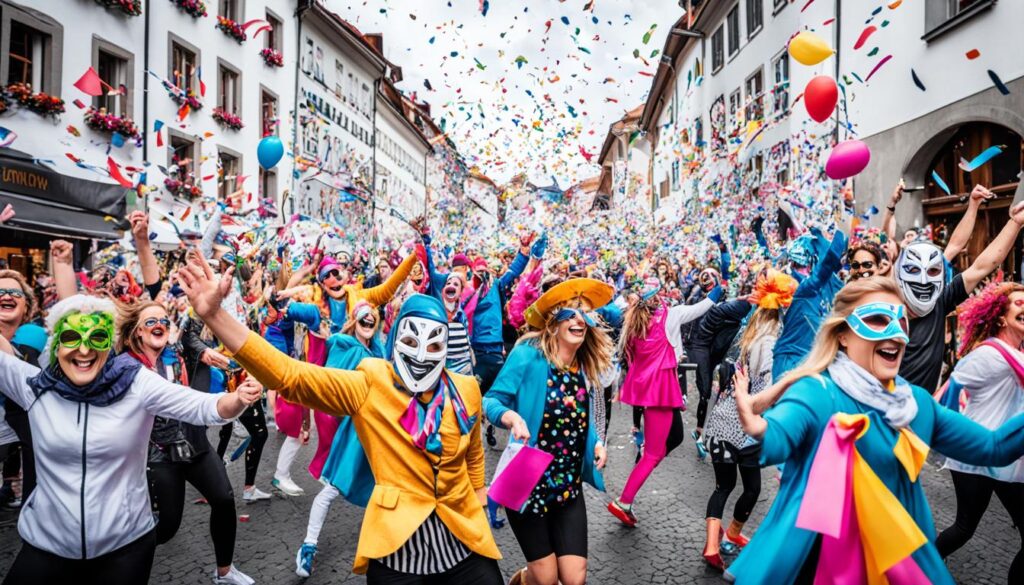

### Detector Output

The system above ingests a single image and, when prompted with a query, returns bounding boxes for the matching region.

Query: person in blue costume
[418,234,474,376]
[294,300,383,578]
[771,226,848,383]
[484,278,615,585]
[726,277,1024,585]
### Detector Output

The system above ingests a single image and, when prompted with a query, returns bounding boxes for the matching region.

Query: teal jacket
[726,373,1024,585]
[482,341,606,492]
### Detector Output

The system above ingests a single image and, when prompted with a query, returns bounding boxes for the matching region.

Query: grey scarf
[827,352,917,429]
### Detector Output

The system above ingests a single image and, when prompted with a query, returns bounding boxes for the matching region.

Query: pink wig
[956,279,1024,357]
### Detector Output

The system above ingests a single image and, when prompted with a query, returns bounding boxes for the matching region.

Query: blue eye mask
[845,302,909,343]
[554,308,597,327]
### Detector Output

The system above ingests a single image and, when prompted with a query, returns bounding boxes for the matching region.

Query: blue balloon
[257,135,284,169]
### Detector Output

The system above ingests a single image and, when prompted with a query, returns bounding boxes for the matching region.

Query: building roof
[304,1,401,82]
[597,104,645,166]
[638,3,711,133]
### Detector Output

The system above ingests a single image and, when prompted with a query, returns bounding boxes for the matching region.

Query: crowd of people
[0,178,1022,585]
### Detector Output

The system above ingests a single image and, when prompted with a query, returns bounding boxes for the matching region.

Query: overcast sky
[327,0,682,187]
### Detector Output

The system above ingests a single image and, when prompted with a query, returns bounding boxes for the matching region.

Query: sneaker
[242,487,272,502]
[232,420,249,439]
[606,500,638,528]
[212,564,255,584]
[295,542,317,578]
[272,477,305,497]
[693,430,708,460]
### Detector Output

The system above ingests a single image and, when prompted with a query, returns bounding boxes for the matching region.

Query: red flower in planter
[3,83,65,118]
[94,0,143,16]
[216,15,247,43]
[260,48,284,68]
[211,107,244,131]
[83,107,143,145]
[169,0,207,18]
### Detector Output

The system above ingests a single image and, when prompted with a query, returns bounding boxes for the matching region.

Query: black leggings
[935,470,1024,583]
[3,529,156,585]
[366,552,503,585]
[690,347,713,430]
[706,461,761,522]
[5,407,34,498]
[148,447,237,567]
[665,409,685,455]
[215,401,268,486]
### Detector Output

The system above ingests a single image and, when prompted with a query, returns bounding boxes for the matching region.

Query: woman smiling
[725,277,1024,585]
[0,295,259,585]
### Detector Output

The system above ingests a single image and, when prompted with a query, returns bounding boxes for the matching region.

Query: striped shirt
[446,319,473,376]
[378,512,471,574]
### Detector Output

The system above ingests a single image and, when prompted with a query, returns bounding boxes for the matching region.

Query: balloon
[825,140,871,180]
[257,136,284,169]
[789,31,834,66]
[804,76,838,122]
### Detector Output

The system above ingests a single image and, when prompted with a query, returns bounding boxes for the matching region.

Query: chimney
[364,33,383,54]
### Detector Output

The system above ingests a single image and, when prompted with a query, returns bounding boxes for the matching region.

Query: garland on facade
[169,0,207,18]
[169,88,203,111]
[211,107,244,131]
[216,16,247,43]
[260,48,284,68]
[94,0,142,16]
[1,83,65,118]
[83,107,142,142]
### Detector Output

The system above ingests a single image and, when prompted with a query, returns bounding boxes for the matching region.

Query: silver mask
[392,316,448,394]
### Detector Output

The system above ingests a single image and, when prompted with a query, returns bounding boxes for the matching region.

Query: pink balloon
[804,76,838,123]
[826,140,871,180]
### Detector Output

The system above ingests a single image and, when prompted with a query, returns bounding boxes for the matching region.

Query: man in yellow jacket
[177,251,502,584]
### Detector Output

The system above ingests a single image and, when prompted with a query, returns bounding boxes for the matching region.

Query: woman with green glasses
[0,294,260,585]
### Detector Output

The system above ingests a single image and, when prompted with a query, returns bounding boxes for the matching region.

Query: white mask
[897,242,945,316]
[392,316,448,394]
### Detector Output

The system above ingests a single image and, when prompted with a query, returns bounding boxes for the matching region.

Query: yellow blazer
[233,332,500,574]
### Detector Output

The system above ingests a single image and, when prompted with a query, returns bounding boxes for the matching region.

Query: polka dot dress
[523,366,589,516]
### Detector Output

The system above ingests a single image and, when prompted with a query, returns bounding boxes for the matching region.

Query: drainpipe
[141,0,150,210]
[370,78,379,250]
[290,1,311,220]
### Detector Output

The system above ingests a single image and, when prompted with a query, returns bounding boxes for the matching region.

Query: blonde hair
[738,308,782,362]
[116,300,167,354]
[519,299,614,383]
[0,269,36,324]
[776,277,903,391]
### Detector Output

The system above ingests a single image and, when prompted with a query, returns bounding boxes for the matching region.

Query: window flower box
[169,0,207,18]
[211,107,244,131]
[83,107,142,144]
[216,16,247,43]
[260,48,284,68]
[169,88,203,111]
[94,0,142,16]
[4,83,65,118]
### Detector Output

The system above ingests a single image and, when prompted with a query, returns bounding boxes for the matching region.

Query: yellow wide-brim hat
[524,278,614,330]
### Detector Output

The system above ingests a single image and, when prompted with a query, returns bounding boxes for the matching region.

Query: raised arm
[177,253,371,416]
[497,233,539,292]
[361,250,418,308]
[961,202,1024,292]
[929,394,1024,467]
[665,286,722,332]
[945,185,993,262]
[881,182,902,244]
[50,240,78,301]
[128,211,161,295]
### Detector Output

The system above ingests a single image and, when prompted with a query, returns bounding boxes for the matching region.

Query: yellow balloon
[789,31,834,66]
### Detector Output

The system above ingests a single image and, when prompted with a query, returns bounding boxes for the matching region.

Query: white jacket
[0,351,229,559]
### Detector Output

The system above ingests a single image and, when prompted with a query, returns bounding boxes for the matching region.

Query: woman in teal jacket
[483,278,615,585]
[727,277,1024,585]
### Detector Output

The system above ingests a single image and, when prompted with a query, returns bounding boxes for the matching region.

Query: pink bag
[488,443,553,511]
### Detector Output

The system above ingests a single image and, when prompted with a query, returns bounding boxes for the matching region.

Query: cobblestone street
[1,394,1016,584]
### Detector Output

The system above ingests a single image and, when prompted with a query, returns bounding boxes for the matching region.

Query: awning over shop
[0,149,129,240]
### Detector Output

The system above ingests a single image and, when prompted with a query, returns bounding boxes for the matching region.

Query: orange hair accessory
[749,269,798,309]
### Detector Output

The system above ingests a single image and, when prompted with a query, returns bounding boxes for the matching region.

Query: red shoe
[724,531,750,548]
[703,551,725,571]
[607,501,638,527]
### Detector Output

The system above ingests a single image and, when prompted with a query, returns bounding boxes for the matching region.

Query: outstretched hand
[177,250,233,320]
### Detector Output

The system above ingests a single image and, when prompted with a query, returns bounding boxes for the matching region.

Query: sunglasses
[358,314,377,328]
[554,308,597,327]
[142,318,171,329]
[0,288,25,299]
[58,328,112,352]
[846,302,909,343]
[321,267,349,281]
[849,261,875,271]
